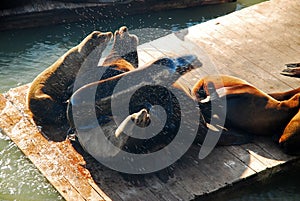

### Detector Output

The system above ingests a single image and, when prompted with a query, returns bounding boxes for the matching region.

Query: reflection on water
[5,0,299,200]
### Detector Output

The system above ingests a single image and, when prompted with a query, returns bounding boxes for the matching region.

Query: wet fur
[27,31,113,140]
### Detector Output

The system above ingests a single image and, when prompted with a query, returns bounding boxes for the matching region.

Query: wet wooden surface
[0,0,300,200]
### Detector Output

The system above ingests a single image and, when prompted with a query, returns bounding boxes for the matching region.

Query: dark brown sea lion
[98,26,139,80]
[67,54,202,184]
[67,55,202,152]
[192,74,300,154]
[27,31,113,141]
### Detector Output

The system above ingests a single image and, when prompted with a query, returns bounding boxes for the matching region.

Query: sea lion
[67,54,202,153]
[27,31,113,141]
[67,54,202,183]
[27,26,139,141]
[72,26,139,91]
[192,74,300,154]
[98,26,139,80]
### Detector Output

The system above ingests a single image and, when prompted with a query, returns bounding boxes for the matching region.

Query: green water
[3,0,299,200]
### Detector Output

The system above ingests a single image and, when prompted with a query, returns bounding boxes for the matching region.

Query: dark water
[0,2,239,93]
[2,0,300,200]
[226,164,300,201]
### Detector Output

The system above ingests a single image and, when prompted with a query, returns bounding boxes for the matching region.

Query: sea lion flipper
[103,26,139,69]
[285,62,300,68]
[280,66,300,78]
[115,108,150,138]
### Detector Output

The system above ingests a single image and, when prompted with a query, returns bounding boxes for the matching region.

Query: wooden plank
[232,7,300,58]
[0,95,84,201]
[1,87,110,201]
[185,26,284,92]
[211,16,300,89]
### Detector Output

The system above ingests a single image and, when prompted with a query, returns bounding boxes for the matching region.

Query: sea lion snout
[95,31,113,43]
[174,54,202,75]
[131,108,151,128]
[115,108,151,138]
[78,31,113,56]
[151,54,201,76]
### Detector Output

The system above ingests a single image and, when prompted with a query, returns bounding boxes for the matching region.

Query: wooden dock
[1,0,300,200]
[0,0,235,31]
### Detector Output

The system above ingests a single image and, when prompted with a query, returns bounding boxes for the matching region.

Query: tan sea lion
[27,26,139,141]
[27,31,113,141]
[192,74,300,154]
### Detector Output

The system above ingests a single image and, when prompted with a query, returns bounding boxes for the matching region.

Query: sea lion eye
[91,33,99,39]
[197,88,207,99]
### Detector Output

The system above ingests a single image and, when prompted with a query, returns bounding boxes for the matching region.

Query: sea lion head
[152,54,202,76]
[78,31,113,56]
[174,54,202,75]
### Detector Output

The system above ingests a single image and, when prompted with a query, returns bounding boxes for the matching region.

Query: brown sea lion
[67,54,202,184]
[27,31,113,141]
[192,74,300,154]
[27,26,139,141]
[72,26,139,92]
[67,55,202,152]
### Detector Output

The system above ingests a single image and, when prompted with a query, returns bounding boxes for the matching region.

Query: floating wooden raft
[1,0,300,200]
[0,0,236,31]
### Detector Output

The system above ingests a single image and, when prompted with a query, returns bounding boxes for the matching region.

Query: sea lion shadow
[69,138,155,188]
[37,124,69,142]
[69,136,262,197]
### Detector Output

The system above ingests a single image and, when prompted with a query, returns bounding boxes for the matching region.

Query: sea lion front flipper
[115,109,150,138]
[103,26,139,69]
[280,66,300,78]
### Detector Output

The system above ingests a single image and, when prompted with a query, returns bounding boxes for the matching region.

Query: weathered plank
[1,87,110,201]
